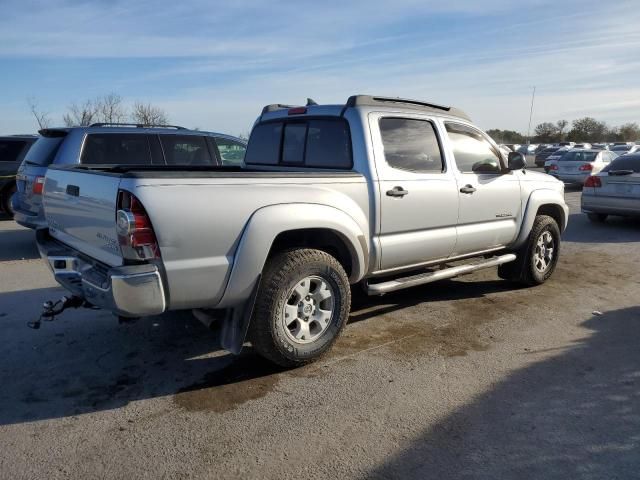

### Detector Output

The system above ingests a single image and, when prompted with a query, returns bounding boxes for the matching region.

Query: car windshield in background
[22,136,64,166]
[542,147,559,153]
[559,151,598,162]
[0,140,27,162]
[602,154,640,173]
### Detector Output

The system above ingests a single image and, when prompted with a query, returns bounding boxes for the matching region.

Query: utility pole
[526,86,536,144]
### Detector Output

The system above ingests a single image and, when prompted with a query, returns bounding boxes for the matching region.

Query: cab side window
[445,123,502,174]
[379,118,444,173]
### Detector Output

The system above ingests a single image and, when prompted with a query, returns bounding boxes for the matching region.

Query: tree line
[27,93,170,129]
[488,117,640,145]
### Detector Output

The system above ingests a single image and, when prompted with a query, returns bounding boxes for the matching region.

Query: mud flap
[219,275,261,355]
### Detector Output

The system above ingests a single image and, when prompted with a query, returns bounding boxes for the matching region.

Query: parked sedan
[535,146,562,167]
[544,147,571,173]
[610,144,640,155]
[551,149,619,185]
[582,153,640,222]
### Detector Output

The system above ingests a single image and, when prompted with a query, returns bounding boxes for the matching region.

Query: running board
[366,253,517,295]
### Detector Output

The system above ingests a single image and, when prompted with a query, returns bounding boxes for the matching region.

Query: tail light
[549,164,558,171]
[579,163,593,171]
[584,176,601,188]
[116,190,160,260]
[32,176,45,195]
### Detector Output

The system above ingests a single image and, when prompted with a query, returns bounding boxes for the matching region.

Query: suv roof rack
[344,95,470,121]
[88,122,186,130]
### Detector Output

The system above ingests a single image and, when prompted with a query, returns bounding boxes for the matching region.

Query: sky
[1,0,639,136]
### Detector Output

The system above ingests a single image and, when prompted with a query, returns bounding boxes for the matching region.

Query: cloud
[0,0,639,134]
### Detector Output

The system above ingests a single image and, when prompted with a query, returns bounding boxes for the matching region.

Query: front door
[443,122,522,256]
[372,114,459,271]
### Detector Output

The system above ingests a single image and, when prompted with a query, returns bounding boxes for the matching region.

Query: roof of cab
[260,94,471,122]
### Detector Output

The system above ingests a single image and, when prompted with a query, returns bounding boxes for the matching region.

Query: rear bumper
[582,193,640,216]
[11,196,46,229]
[555,172,590,184]
[36,230,166,317]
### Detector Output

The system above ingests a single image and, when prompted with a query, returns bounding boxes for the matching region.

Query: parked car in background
[35,94,568,366]
[516,144,538,155]
[592,143,609,150]
[572,143,592,150]
[12,124,247,229]
[535,146,562,167]
[0,135,37,217]
[558,142,575,147]
[543,146,571,173]
[610,144,640,156]
[582,153,640,222]
[550,149,618,185]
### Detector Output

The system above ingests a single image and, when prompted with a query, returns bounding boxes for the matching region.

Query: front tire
[248,248,351,367]
[498,215,561,286]
[1,184,16,218]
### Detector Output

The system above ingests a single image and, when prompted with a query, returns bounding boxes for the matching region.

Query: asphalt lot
[1,183,640,479]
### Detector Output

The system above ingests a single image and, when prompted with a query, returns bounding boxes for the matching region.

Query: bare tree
[131,102,169,125]
[97,93,127,124]
[26,97,51,129]
[556,120,568,141]
[63,99,99,127]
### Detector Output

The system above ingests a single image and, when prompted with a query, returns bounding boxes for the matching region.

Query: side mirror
[508,152,526,170]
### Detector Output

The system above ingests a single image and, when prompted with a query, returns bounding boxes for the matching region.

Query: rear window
[161,135,213,165]
[245,119,352,169]
[0,140,27,162]
[611,145,631,151]
[81,134,152,165]
[542,147,559,153]
[23,136,64,166]
[602,155,640,173]
[559,151,598,162]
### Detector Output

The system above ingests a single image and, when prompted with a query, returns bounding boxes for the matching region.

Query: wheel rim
[533,230,555,273]
[281,275,335,344]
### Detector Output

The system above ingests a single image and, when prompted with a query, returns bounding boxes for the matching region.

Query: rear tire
[587,213,608,223]
[248,248,351,367]
[1,184,16,218]
[498,215,561,286]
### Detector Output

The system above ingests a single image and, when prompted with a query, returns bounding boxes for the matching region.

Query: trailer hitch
[28,295,94,329]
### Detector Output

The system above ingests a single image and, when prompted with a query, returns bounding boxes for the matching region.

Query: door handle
[459,185,476,194]
[386,186,409,197]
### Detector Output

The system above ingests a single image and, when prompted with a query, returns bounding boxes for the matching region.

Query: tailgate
[43,168,124,266]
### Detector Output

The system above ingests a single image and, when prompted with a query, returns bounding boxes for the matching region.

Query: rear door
[371,113,459,271]
[443,122,522,256]
[44,168,124,266]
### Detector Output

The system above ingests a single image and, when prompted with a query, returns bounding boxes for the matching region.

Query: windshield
[23,136,64,166]
[559,151,598,162]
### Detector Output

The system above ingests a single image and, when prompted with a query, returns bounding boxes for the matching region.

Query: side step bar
[366,253,517,295]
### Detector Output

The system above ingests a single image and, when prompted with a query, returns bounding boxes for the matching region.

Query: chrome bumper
[36,231,166,317]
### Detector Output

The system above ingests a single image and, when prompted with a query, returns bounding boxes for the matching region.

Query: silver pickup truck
[37,95,569,366]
